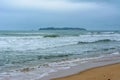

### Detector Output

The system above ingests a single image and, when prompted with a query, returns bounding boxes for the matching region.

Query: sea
[0,30,120,80]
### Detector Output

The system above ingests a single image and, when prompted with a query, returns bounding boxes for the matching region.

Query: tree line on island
[39,27,87,31]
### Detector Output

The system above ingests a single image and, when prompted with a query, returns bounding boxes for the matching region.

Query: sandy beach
[52,63,120,80]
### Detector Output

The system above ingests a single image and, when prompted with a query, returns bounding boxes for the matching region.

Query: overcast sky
[0,0,120,30]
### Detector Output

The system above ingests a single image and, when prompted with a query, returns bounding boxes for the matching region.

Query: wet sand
[52,63,120,80]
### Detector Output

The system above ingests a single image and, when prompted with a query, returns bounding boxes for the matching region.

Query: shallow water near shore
[0,30,120,80]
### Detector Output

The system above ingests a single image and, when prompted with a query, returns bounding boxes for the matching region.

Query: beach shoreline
[41,54,120,80]
[52,63,120,80]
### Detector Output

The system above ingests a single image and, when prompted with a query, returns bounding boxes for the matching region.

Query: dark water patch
[78,39,115,44]
[11,59,34,64]
[19,67,35,72]
[37,54,75,60]
[83,47,116,54]
[43,34,60,38]
[102,48,116,51]
[94,39,112,42]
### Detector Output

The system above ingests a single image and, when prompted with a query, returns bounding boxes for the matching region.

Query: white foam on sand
[41,54,120,80]
[0,53,120,80]
[112,52,120,55]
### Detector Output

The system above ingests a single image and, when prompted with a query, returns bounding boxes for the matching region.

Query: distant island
[39,27,87,31]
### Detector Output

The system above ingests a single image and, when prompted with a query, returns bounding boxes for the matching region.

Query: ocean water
[0,30,120,80]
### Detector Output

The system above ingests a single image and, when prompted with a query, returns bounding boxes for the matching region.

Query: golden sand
[52,63,120,80]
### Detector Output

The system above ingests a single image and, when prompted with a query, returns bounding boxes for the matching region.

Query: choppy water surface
[0,30,120,80]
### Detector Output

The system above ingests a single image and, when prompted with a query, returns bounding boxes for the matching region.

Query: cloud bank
[0,0,120,30]
[0,0,111,11]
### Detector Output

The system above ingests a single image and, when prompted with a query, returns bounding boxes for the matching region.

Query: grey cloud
[0,0,120,30]
[69,0,120,2]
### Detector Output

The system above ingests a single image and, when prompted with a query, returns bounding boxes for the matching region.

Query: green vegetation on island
[39,27,87,31]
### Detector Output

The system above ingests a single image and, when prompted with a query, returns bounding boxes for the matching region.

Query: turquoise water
[0,30,120,80]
